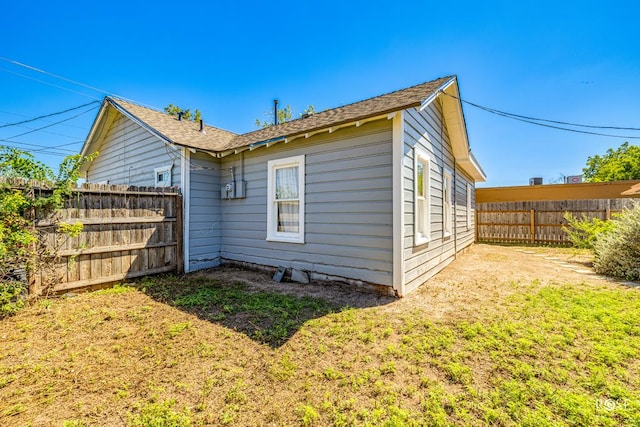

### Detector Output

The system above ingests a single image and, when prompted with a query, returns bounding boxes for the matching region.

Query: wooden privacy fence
[32,183,182,294]
[476,198,638,245]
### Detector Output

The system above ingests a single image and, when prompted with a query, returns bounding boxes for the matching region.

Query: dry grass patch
[1,245,639,426]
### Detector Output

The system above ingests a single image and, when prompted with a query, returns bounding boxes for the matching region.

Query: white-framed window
[154,165,173,187]
[466,182,472,230]
[443,168,453,237]
[414,146,431,246]
[267,155,305,243]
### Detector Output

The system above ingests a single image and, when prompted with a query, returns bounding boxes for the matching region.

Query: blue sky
[1,1,639,187]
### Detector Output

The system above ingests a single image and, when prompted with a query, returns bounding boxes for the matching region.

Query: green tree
[0,147,54,181]
[255,104,317,129]
[164,104,202,122]
[583,142,640,182]
[0,147,98,314]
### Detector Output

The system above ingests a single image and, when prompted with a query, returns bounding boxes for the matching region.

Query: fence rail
[0,179,183,295]
[476,198,638,245]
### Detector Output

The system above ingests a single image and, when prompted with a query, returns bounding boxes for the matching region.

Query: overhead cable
[5,104,98,139]
[0,57,155,108]
[0,56,121,99]
[0,100,99,129]
[439,91,640,139]
[0,67,101,100]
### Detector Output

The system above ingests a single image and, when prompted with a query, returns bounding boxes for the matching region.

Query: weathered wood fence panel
[30,183,182,294]
[476,198,639,245]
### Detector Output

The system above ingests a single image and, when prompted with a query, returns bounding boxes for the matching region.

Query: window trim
[443,167,453,237]
[413,146,431,246]
[154,164,173,187]
[266,155,305,244]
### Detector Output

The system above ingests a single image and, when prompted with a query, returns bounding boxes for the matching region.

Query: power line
[0,67,101,100]
[0,122,82,140]
[0,139,77,155]
[5,104,98,139]
[0,100,99,129]
[0,56,118,98]
[0,109,89,130]
[32,140,83,152]
[460,97,640,131]
[440,91,640,139]
[0,57,154,108]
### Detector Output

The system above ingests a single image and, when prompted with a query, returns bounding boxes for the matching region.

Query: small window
[443,168,453,237]
[466,183,472,230]
[154,165,172,187]
[267,155,305,243]
[414,147,431,245]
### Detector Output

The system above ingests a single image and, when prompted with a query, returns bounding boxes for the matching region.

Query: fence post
[530,209,535,243]
[475,209,479,243]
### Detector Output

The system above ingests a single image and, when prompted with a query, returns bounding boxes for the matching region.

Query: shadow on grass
[136,270,395,348]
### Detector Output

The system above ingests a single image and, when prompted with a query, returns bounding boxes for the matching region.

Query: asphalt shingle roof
[109,75,453,153]
[108,98,237,152]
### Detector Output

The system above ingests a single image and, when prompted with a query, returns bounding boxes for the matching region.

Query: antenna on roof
[274,99,279,126]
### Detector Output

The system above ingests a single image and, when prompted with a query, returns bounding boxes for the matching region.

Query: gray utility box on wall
[221,181,247,199]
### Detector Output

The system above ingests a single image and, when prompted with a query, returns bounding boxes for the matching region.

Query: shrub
[563,212,614,249]
[0,280,27,318]
[0,148,98,309]
[593,204,640,280]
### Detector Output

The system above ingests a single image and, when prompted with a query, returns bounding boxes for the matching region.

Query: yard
[1,244,639,426]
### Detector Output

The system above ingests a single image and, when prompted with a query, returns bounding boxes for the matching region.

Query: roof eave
[106,97,175,146]
[78,98,110,173]
[216,112,396,158]
[421,76,486,183]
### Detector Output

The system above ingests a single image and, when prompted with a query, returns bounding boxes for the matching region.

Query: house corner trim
[392,111,405,296]
[181,147,190,273]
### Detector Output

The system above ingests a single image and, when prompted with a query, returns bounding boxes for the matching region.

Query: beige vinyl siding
[85,115,181,187]
[219,120,394,286]
[188,152,221,270]
[402,101,476,294]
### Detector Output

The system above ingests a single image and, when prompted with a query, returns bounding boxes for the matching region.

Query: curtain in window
[416,162,425,235]
[275,166,299,232]
[443,175,452,234]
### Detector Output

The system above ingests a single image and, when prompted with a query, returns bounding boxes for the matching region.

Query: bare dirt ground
[200,244,632,319]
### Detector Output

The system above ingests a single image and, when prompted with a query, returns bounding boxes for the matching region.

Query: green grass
[1,270,639,425]
[289,282,640,426]
[140,275,337,346]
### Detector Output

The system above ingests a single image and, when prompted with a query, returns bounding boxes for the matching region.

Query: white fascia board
[457,151,487,182]
[431,79,487,183]
[391,111,405,297]
[181,147,190,273]
[107,97,175,146]
[419,76,456,111]
[78,98,111,173]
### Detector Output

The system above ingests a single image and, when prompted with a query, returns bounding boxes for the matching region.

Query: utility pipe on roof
[274,99,279,126]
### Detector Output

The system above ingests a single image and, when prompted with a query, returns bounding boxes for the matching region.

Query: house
[79,75,486,296]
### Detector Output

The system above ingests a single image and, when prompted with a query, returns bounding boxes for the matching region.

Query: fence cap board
[1,177,181,195]
[477,179,640,203]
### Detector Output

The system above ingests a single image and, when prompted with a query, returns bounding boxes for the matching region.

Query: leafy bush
[0,280,27,318]
[593,204,640,280]
[0,147,98,311]
[563,212,614,249]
